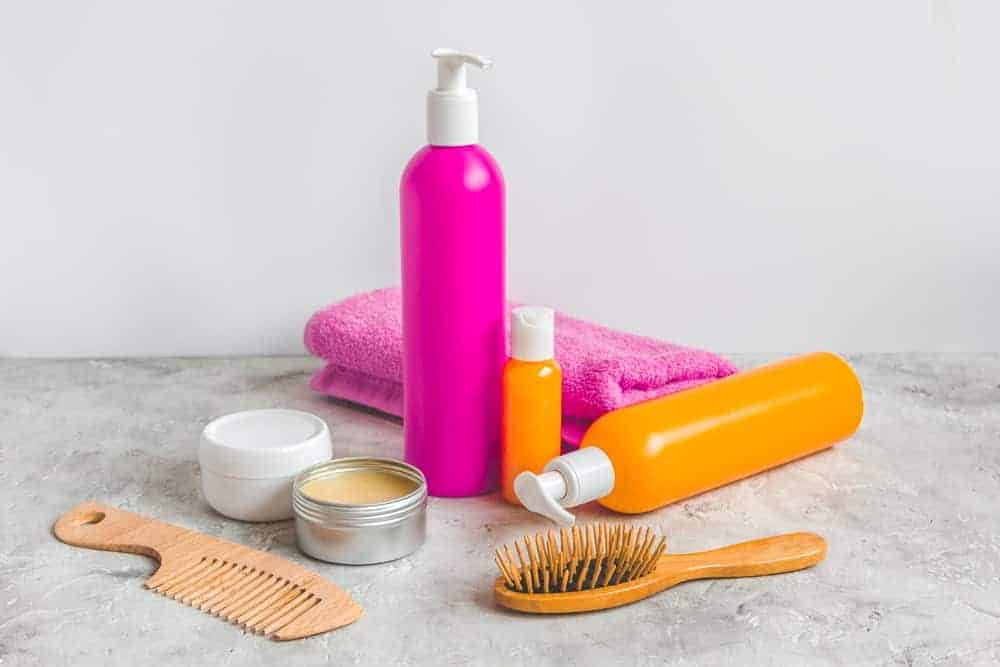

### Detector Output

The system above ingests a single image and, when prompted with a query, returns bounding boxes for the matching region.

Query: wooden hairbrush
[494,524,826,613]
[54,502,362,640]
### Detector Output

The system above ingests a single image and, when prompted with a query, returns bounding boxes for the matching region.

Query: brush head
[495,523,666,594]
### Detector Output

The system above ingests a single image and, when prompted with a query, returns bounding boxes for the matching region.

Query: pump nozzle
[431,48,493,91]
[514,447,616,526]
[515,470,576,526]
[426,47,493,146]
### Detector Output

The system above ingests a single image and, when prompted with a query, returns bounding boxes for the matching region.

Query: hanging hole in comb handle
[53,501,186,559]
[78,511,106,525]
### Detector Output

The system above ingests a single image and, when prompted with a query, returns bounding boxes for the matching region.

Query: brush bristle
[495,524,666,594]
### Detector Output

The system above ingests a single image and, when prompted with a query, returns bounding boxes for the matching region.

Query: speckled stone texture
[1,354,998,666]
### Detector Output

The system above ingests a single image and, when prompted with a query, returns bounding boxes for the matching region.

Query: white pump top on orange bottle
[514,447,616,526]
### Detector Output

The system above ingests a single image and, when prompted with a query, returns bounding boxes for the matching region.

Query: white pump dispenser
[427,48,492,147]
[513,447,616,526]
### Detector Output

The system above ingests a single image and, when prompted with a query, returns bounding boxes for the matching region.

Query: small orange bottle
[501,306,562,504]
[515,352,864,523]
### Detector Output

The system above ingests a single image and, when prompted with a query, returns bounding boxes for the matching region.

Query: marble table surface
[1,354,998,666]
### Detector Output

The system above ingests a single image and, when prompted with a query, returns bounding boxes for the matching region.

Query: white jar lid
[199,409,332,479]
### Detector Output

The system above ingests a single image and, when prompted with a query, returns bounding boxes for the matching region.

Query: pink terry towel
[304,287,738,445]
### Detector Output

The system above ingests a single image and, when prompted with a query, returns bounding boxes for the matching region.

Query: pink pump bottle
[400,49,505,496]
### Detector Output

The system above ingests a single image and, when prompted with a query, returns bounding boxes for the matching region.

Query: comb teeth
[495,524,667,594]
[146,557,323,637]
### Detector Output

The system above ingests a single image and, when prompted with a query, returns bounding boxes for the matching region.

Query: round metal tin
[293,457,427,565]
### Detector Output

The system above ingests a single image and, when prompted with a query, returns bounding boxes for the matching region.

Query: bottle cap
[427,48,492,146]
[511,306,555,362]
[514,447,615,526]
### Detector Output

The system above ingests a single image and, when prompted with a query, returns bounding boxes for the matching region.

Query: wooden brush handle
[662,532,827,582]
[53,501,188,561]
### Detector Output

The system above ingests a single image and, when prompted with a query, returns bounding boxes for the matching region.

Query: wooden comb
[54,501,362,640]
[494,523,826,613]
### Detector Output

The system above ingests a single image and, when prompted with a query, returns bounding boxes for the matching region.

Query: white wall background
[2,0,998,357]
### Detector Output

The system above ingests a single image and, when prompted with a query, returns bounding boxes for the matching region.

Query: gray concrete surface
[1,354,998,665]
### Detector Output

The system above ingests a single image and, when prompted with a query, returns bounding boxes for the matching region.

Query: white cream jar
[199,409,332,522]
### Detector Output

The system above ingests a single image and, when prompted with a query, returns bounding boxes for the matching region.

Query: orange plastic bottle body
[501,358,562,504]
[581,352,864,514]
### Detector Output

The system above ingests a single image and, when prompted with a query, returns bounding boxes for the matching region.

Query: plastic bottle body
[582,352,864,514]
[501,358,562,504]
[400,145,505,497]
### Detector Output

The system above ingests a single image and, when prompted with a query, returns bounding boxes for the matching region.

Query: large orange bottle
[515,352,863,523]
[501,306,562,504]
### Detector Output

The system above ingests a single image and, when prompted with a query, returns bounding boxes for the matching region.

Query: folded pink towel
[305,287,738,445]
